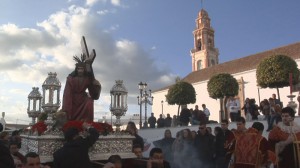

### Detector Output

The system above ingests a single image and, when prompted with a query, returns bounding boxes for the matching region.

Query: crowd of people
[0,123,50,168]
[1,105,300,168]
[147,104,211,129]
[147,94,281,130]
[135,106,300,168]
[1,92,300,168]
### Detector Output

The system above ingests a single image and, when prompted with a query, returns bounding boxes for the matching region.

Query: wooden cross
[81,36,96,63]
[80,36,96,78]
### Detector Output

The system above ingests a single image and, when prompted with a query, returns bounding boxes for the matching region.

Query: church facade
[151,8,300,122]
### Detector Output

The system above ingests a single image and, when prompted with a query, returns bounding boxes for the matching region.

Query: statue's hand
[85,58,93,64]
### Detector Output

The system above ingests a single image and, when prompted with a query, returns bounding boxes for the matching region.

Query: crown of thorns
[73,54,86,66]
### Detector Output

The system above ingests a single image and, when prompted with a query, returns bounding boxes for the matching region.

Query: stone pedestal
[20,133,135,163]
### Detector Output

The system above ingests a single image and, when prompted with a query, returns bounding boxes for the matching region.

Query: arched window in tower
[197,39,202,50]
[211,59,215,66]
[197,60,202,70]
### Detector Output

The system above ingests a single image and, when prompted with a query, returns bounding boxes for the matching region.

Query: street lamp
[161,100,164,115]
[137,82,153,129]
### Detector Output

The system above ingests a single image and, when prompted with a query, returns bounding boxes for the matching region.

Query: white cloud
[86,0,100,6]
[151,46,157,50]
[111,0,121,6]
[97,9,110,15]
[0,3,175,124]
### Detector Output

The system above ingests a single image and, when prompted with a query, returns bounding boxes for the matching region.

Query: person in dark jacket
[153,129,175,165]
[179,105,191,126]
[214,126,226,168]
[53,122,99,168]
[148,113,157,128]
[0,123,15,168]
[157,114,165,128]
[147,147,171,168]
[164,114,172,127]
[194,121,215,168]
[126,121,144,151]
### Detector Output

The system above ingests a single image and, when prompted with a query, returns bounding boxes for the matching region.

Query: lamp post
[161,100,164,115]
[137,82,153,129]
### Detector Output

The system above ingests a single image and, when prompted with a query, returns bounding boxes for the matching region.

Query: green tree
[207,73,239,120]
[256,55,300,101]
[165,81,196,116]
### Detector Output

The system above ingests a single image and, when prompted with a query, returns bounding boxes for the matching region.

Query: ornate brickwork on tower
[190,9,219,71]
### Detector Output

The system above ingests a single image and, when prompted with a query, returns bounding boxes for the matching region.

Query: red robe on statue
[62,76,101,122]
[268,122,300,168]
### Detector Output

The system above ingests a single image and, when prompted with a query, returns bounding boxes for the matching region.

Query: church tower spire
[190,9,219,71]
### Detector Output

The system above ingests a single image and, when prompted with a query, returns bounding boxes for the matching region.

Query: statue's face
[77,66,85,76]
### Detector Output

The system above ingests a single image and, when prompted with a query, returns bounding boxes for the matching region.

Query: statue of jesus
[62,37,101,122]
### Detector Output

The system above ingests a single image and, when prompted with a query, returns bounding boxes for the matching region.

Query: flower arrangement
[31,121,47,135]
[31,120,113,136]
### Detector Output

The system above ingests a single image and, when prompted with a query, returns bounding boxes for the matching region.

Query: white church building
[151,8,300,122]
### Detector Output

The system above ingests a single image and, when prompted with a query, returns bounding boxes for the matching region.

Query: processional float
[20,36,135,162]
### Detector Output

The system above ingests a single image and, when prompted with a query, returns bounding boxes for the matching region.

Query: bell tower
[190,9,219,71]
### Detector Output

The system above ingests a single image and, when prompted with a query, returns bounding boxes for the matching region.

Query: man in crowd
[164,114,172,127]
[0,123,15,168]
[53,122,100,168]
[220,119,235,168]
[103,155,122,168]
[192,105,201,125]
[232,121,268,168]
[153,129,175,165]
[268,106,300,168]
[194,121,215,167]
[23,152,50,168]
[226,96,240,122]
[9,141,25,164]
[148,113,157,128]
[148,113,156,128]
[272,93,282,107]
[147,147,171,168]
[132,144,144,159]
[202,104,210,123]
[126,121,144,151]
[225,117,247,167]
[180,105,191,126]
[157,114,165,128]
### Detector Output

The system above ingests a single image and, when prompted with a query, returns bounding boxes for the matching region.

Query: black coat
[53,128,99,168]
[148,116,157,128]
[0,140,15,168]
[133,133,144,151]
[180,108,191,125]
[194,131,215,164]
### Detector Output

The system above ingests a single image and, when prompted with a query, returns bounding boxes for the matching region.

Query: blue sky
[0,0,299,124]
